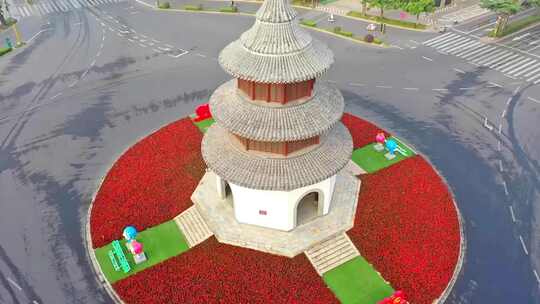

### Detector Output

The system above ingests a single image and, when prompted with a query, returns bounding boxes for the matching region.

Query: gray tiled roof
[218,0,333,83]
[255,0,297,22]
[210,79,344,142]
[201,123,353,191]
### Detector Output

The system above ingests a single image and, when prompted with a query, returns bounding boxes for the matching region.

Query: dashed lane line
[422,56,433,62]
[519,235,529,255]
[7,278,22,291]
[453,68,465,74]
[503,180,509,196]
[509,205,516,223]
[49,92,62,100]
[528,96,540,104]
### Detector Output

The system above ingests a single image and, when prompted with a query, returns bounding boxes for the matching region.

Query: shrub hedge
[183,4,202,10]
[0,47,12,57]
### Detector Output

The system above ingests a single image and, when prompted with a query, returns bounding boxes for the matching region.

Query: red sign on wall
[259,210,267,215]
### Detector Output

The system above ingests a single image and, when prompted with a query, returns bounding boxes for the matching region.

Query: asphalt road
[0,1,539,303]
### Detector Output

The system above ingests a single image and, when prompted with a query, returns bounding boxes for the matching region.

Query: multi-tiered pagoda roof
[202,0,353,191]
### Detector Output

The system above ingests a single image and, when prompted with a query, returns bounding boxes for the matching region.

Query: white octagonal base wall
[216,175,337,231]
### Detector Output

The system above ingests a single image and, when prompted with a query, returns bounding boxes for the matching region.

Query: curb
[142,3,388,48]
[342,14,430,32]
[303,25,388,48]
[85,166,125,304]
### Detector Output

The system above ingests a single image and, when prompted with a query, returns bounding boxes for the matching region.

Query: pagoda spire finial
[255,0,297,23]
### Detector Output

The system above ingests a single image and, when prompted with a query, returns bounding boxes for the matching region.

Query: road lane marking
[534,270,540,284]
[27,29,49,43]
[50,92,63,100]
[403,87,419,91]
[519,235,528,255]
[499,159,504,172]
[487,82,502,88]
[422,56,433,62]
[348,83,365,87]
[509,205,516,222]
[502,180,509,196]
[432,88,448,91]
[453,68,465,74]
[376,85,392,88]
[7,278,22,291]
[528,96,540,104]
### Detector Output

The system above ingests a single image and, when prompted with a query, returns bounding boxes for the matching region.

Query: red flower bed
[90,118,205,248]
[348,156,460,304]
[341,113,390,149]
[90,113,460,303]
[113,237,338,304]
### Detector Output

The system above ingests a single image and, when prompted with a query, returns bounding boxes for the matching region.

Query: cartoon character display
[123,226,147,264]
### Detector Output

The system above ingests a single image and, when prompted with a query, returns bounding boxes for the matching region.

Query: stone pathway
[304,232,360,275]
[174,206,214,247]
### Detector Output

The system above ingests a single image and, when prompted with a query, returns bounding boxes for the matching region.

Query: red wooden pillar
[281,83,287,104]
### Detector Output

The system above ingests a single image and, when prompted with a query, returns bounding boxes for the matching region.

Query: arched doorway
[295,191,323,227]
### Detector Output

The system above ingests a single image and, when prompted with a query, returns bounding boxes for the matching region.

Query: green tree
[367,0,400,18]
[480,0,520,36]
[404,0,436,26]
[0,1,6,26]
[361,0,368,15]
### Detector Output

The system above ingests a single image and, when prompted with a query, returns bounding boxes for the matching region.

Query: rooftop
[202,122,353,191]
[218,0,333,83]
[209,79,345,142]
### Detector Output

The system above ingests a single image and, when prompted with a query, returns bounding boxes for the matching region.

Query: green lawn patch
[190,115,215,133]
[158,1,170,8]
[219,6,238,12]
[490,14,540,38]
[347,11,427,30]
[323,256,394,304]
[300,19,317,27]
[183,4,202,10]
[95,220,189,283]
[351,136,415,173]
[0,47,12,57]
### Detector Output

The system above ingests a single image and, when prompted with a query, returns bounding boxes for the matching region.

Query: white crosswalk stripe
[464,46,496,60]
[423,32,540,83]
[500,58,533,73]
[513,62,540,76]
[496,56,527,71]
[445,40,479,54]
[13,0,126,18]
[507,59,537,75]
[474,49,508,65]
[483,52,516,67]
[69,0,81,8]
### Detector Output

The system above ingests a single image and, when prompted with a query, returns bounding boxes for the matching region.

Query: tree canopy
[480,0,520,16]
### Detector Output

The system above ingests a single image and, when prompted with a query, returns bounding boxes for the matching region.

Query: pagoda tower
[199,0,353,233]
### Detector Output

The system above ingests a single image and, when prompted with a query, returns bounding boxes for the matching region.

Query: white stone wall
[228,175,337,231]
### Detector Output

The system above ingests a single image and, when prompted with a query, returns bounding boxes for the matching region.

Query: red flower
[349,156,460,304]
[90,118,205,248]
